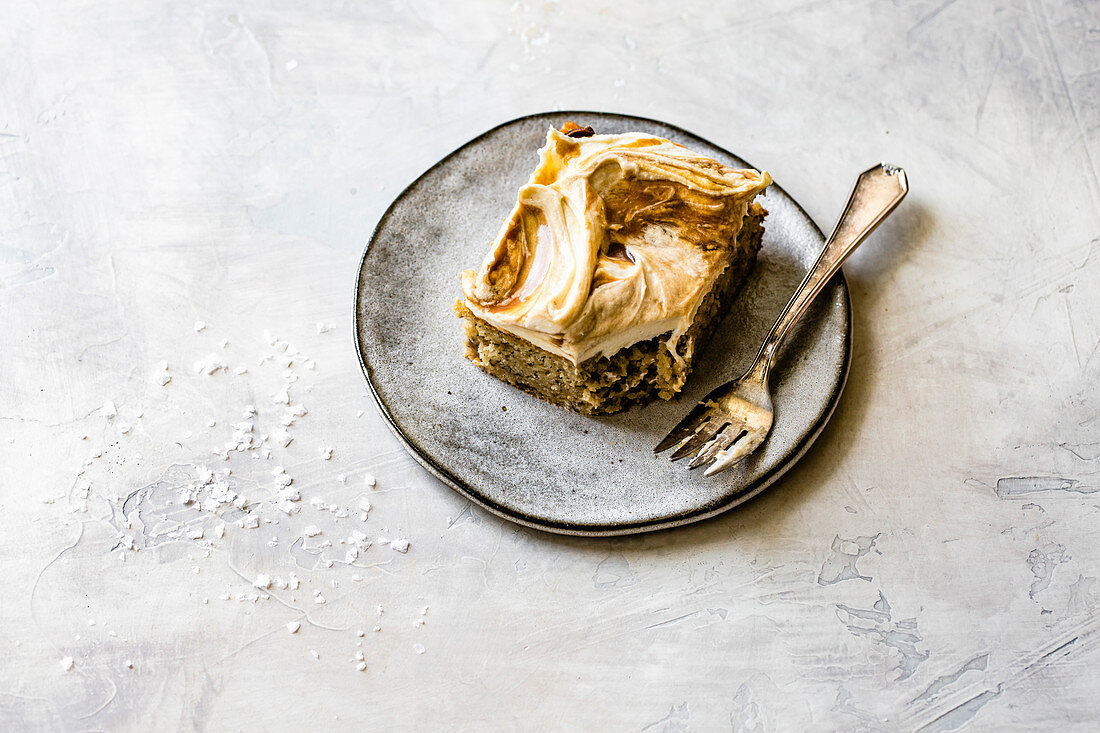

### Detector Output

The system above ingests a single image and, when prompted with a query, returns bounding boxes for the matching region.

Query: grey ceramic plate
[355,112,850,536]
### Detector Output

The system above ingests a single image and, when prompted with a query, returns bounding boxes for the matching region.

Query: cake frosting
[460,126,771,366]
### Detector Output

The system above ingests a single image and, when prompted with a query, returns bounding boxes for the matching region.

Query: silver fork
[655,162,909,475]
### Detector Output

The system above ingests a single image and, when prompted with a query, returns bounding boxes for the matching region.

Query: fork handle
[752,162,908,378]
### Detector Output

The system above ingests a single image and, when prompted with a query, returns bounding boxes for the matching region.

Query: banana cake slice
[455,122,771,415]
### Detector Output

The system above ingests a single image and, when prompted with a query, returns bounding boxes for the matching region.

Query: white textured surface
[2,1,1099,729]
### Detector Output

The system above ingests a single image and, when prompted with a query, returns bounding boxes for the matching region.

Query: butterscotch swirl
[461,127,771,365]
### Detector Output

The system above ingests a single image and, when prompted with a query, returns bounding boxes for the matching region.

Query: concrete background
[1,0,1098,729]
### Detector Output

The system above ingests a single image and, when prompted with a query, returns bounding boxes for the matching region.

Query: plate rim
[353,110,852,537]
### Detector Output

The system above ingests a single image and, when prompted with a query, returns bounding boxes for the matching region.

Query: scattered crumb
[194,354,227,375]
[355,661,367,672]
[125,659,133,669]
[52,329,414,667]
[413,643,425,655]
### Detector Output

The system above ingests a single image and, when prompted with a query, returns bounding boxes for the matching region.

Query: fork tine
[654,401,712,454]
[688,429,735,470]
[702,430,766,476]
[688,428,746,470]
[670,420,729,462]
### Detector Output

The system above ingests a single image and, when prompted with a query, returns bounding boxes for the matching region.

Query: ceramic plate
[354,112,850,536]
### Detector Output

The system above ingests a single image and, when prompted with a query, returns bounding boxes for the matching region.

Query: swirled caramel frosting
[460,125,771,365]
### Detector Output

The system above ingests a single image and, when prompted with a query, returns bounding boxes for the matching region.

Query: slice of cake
[455,122,771,416]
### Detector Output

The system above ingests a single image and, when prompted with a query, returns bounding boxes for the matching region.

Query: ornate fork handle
[750,163,909,382]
